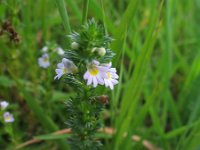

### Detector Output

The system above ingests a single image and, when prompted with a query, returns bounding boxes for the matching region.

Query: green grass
[0,0,200,149]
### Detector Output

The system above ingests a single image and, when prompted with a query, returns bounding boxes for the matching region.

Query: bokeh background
[0,0,200,149]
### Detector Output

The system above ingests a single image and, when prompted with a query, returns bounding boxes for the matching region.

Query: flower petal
[111,79,118,85]
[87,76,93,85]
[84,71,89,80]
[96,75,104,85]
[108,81,114,90]
[93,77,98,87]
[57,62,64,68]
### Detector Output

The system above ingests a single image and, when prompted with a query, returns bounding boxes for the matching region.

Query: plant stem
[82,0,89,24]
[56,0,71,33]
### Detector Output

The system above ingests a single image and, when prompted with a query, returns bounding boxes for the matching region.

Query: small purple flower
[38,53,50,68]
[84,60,107,87]
[3,112,14,123]
[0,101,9,110]
[54,58,78,80]
[103,62,119,90]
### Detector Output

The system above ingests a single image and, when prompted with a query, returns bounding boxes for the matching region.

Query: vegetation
[0,0,200,149]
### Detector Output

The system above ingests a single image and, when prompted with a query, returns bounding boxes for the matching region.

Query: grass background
[0,0,200,149]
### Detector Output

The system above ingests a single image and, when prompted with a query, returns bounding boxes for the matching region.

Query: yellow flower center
[89,67,99,76]
[63,68,68,74]
[5,116,11,121]
[43,58,48,62]
[107,72,111,79]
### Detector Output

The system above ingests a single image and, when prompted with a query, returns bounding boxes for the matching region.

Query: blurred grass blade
[178,51,200,108]
[35,134,69,140]
[165,119,200,139]
[56,0,71,33]
[66,0,81,21]
[82,0,89,24]
[113,1,163,149]
[20,88,69,149]
[111,0,139,63]
[89,0,115,33]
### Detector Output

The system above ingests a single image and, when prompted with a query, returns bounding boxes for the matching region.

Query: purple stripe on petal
[96,75,104,85]
[92,60,100,65]
[111,72,119,79]
[111,79,118,85]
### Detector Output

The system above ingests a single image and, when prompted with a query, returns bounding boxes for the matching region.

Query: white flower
[55,47,65,55]
[42,46,48,52]
[3,112,14,123]
[103,62,118,90]
[0,101,9,110]
[71,42,79,50]
[54,58,78,80]
[84,60,107,87]
[38,53,50,68]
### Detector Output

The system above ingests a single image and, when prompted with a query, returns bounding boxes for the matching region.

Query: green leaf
[35,134,69,140]
[51,91,75,102]
[0,75,15,87]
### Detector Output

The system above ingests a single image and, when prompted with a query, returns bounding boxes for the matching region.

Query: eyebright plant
[55,19,118,150]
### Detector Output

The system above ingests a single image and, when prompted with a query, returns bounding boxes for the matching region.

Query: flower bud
[0,101,9,110]
[97,47,106,56]
[55,47,65,55]
[42,46,48,52]
[91,47,97,53]
[71,42,79,50]
[96,95,109,105]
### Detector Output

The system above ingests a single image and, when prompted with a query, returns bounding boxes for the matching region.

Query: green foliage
[67,19,114,64]
[0,0,200,150]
